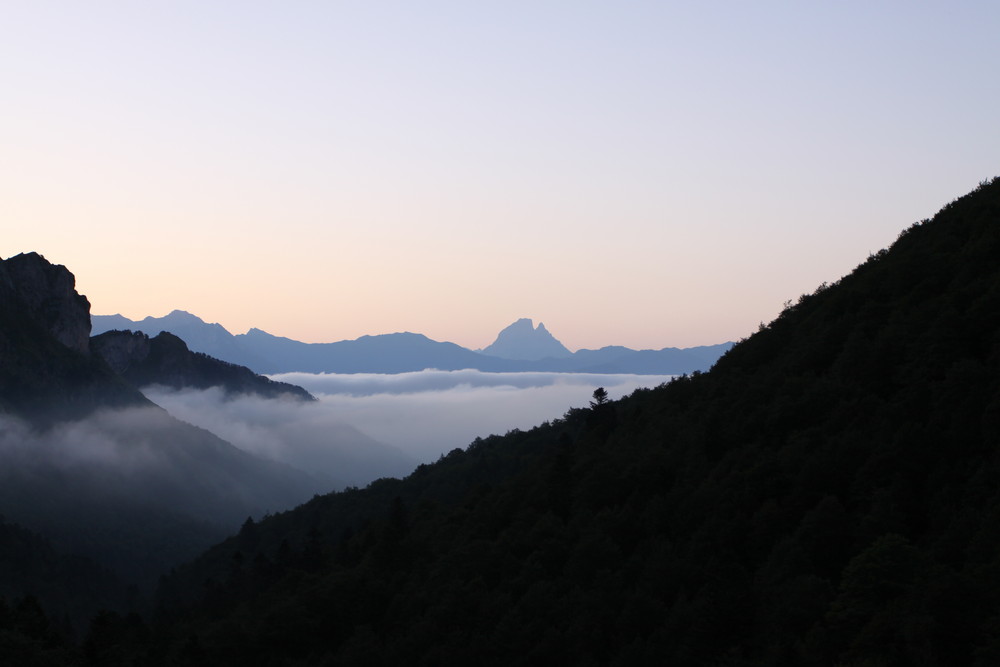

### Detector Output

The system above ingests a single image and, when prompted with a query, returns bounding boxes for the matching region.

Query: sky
[3,2,998,351]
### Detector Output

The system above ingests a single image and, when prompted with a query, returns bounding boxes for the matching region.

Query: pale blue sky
[3,2,998,349]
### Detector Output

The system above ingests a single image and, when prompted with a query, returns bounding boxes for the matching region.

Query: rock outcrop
[92,328,152,374]
[0,252,145,420]
[0,252,91,354]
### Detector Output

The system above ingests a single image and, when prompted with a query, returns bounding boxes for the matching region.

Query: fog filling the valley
[0,407,174,471]
[145,370,674,486]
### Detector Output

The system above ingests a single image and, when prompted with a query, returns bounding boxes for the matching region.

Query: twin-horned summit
[478,317,573,361]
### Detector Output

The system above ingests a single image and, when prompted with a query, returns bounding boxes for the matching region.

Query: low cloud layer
[141,386,417,487]
[0,407,184,473]
[0,371,672,538]
[273,369,675,398]
[0,405,326,531]
[0,406,328,584]
[263,370,674,464]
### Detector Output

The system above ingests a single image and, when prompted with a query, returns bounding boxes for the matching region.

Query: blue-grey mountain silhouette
[92,312,732,375]
[478,318,573,360]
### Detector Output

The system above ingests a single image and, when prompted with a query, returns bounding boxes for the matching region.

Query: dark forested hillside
[0,517,131,629]
[110,178,1000,666]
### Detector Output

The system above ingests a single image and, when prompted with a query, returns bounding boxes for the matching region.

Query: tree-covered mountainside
[91,330,315,401]
[0,516,131,631]
[104,178,1000,666]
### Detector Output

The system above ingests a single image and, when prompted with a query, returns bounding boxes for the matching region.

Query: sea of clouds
[146,370,674,485]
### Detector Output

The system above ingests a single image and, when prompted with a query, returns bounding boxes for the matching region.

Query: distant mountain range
[92,312,733,375]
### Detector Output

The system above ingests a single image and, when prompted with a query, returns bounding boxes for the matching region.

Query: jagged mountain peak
[479,317,573,360]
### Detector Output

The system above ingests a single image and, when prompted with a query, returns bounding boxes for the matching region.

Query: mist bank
[141,386,417,487]
[272,368,676,397]
[274,370,674,462]
[0,407,323,588]
[144,371,673,480]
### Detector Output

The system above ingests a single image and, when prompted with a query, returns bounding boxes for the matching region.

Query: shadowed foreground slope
[54,179,1000,664]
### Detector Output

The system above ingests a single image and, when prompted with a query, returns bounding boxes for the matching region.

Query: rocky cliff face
[90,329,152,374]
[0,252,150,421]
[0,252,92,354]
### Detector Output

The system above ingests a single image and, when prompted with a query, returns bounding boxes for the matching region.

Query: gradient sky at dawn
[3,2,998,351]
